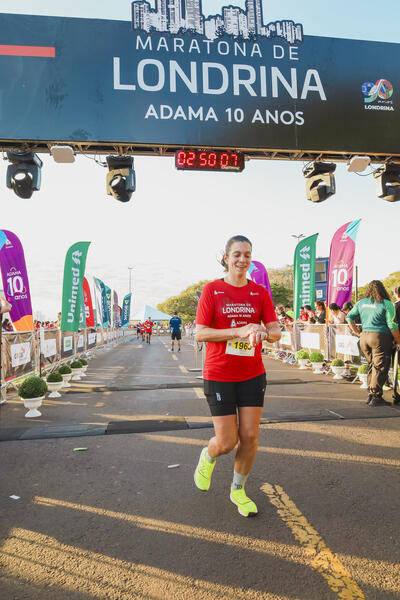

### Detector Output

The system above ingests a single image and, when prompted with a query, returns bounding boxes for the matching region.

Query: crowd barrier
[0,327,135,402]
[266,323,363,363]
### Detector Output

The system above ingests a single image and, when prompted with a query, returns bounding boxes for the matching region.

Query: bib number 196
[226,338,255,357]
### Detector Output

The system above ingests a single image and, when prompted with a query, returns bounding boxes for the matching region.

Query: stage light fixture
[106,155,136,203]
[347,155,370,172]
[303,161,336,203]
[6,150,42,199]
[373,163,400,202]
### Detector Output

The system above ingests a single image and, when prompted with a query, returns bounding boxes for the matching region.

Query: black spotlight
[6,150,42,199]
[303,161,336,203]
[106,155,136,202]
[373,163,400,202]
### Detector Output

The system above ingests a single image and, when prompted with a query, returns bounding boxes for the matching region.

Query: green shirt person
[346,280,400,406]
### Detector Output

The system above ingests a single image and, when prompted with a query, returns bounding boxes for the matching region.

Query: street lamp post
[128,267,134,295]
[291,234,305,244]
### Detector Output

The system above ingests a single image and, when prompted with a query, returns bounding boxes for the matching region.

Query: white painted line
[179,365,188,374]
[327,410,345,419]
[172,354,178,361]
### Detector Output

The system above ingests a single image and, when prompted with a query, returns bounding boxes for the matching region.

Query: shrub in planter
[46,372,63,383]
[79,358,88,366]
[331,358,345,367]
[295,350,309,360]
[71,360,83,369]
[358,364,369,374]
[59,364,72,375]
[18,376,48,399]
[309,352,324,363]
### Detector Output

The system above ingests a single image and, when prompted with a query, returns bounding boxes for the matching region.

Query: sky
[1,1,399,319]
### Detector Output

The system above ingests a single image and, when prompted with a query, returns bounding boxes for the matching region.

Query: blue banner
[94,278,110,328]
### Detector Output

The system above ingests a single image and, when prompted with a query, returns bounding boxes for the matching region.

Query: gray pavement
[0,334,399,599]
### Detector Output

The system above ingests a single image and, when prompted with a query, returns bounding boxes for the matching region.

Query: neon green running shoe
[194,447,215,491]
[230,486,258,517]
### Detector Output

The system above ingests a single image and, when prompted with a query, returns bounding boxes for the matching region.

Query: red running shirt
[196,279,277,382]
[144,319,153,332]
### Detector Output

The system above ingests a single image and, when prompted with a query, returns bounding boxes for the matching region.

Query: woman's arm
[196,322,267,343]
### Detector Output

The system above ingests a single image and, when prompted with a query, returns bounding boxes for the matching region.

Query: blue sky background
[0,1,399,319]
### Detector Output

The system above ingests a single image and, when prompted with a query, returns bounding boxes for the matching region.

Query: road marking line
[171,354,178,361]
[261,483,365,600]
[194,387,205,399]
[328,410,345,419]
[179,365,188,374]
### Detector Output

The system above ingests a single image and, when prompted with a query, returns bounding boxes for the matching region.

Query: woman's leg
[234,406,263,475]
[208,414,238,457]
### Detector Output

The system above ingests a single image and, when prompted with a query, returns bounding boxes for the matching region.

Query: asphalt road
[0,334,399,599]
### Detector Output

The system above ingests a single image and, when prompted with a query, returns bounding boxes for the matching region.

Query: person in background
[285,306,295,319]
[304,305,316,322]
[328,303,346,324]
[297,307,308,322]
[346,280,400,406]
[314,301,326,324]
[2,318,13,331]
[393,287,400,326]
[169,311,182,351]
[342,302,353,315]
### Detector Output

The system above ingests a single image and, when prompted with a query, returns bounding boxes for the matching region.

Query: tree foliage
[157,280,211,324]
[352,271,400,302]
[268,265,293,289]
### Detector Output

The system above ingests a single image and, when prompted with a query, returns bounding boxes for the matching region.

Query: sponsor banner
[327,220,361,309]
[300,331,320,350]
[280,331,292,346]
[61,333,74,359]
[112,291,119,328]
[121,293,132,327]
[40,329,60,367]
[61,242,90,332]
[293,234,318,320]
[2,332,35,381]
[1,13,400,154]
[0,230,34,331]
[83,277,95,327]
[87,329,97,348]
[248,261,273,302]
[335,334,360,357]
[77,334,84,349]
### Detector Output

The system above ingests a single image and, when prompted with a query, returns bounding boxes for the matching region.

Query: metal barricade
[329,324,362,364]
[2,331,36,382]
[294,323,328,358]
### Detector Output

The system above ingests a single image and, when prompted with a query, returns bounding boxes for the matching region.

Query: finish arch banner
[0,8,399,153]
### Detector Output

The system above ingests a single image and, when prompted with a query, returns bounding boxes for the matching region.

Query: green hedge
[18,376,48,399]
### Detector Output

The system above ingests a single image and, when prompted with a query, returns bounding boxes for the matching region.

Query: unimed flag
[0,230,33,331]
[61,242,90,332]
[327,220,361,308]
[293,234,318,320]
[248,261,273,302]
[121,293,132,327]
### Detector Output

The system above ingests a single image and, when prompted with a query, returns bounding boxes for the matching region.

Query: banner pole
[355,265,359,302]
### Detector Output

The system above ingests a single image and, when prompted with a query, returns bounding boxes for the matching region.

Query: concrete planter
[20,395,45,418]
[61,373,72,388]
[310,362,323,373]
[331,366,346,380]
[47,381,64,398]
[358,373,368,389]
[297,359,308,370]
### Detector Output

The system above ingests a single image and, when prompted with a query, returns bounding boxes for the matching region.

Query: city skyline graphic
[131,0,303,44]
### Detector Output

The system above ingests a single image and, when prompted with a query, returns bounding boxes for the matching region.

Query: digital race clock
[175,150,245,172]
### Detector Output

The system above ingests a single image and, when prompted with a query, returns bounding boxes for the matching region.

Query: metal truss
[0,139,398,165]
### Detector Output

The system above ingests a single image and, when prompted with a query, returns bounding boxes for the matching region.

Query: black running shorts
[171,331,182,340]
[204,372,267,417]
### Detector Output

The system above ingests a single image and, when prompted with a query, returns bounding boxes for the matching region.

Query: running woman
[194,235,281,517]
[169,311,182,351]
[144,318,154,344]
[140,322,146,342]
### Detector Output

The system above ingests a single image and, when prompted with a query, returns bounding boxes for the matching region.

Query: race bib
[226,338,255,357]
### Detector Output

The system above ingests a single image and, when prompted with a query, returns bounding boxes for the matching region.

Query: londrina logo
[362,79,393,103]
